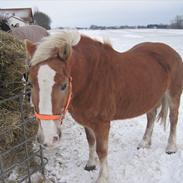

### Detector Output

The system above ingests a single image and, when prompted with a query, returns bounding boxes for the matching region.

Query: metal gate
[0,92,47,183]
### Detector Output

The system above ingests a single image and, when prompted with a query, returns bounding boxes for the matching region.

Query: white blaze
[38,65,57,146]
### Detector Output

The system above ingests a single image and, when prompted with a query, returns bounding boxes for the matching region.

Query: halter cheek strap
[34,77,72,124]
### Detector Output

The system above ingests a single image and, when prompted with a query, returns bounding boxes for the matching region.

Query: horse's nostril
[53,135,59,143]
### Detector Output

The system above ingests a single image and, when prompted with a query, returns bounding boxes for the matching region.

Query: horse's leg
[137,108,157,149]
[84,127,97,171]
[166,94,181,154]
[93,121,110,183]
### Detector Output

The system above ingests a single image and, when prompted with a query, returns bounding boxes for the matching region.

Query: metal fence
[0,92,48,183]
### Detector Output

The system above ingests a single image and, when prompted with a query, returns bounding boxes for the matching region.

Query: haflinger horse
[25,31,183,183]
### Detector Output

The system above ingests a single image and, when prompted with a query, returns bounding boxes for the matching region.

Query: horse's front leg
[93,121,110,183]
[84,127,97,171]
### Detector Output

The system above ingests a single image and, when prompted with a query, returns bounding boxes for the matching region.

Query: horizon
[1,0,183,28]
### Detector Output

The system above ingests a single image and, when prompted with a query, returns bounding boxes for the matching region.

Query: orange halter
[35,77,72,124]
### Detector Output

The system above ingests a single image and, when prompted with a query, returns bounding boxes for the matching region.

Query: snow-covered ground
[44,29,183,183]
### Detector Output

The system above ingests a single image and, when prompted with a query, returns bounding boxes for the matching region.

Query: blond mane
[31,30,81,66]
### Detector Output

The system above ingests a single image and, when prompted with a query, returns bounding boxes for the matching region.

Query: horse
[24,31,183,183]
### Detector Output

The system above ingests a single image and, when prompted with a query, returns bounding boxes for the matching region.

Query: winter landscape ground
[42,29,183,183]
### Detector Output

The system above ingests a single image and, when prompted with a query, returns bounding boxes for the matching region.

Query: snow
[44,29,183,183]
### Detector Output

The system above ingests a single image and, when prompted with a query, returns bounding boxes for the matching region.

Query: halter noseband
[35,77,72,124]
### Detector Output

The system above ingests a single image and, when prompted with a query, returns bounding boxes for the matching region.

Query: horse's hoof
[137,140,151,150]
[166,144,177,154]
[166,151,176,155]
[84,165,96,171]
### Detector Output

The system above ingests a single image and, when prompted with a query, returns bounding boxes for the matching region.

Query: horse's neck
[70,46,91,98]
[70,36,116,100]
[69,37,121,120]
[70,38,99,98]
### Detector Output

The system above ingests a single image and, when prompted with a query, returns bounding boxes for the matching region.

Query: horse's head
[24,32,80,148]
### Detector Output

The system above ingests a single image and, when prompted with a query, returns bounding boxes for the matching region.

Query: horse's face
[25,38,73,148]
[30,60,71,147]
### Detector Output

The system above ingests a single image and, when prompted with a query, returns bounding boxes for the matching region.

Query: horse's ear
[57,43,72,61]
[24,39,36,59]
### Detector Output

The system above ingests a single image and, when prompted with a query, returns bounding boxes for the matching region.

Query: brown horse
[25,31,183,183]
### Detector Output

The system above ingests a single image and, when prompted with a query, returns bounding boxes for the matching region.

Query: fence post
[19,93,31,183]
[0,155,5,183]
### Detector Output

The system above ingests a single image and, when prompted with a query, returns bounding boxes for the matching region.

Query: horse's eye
[61,83,67,91]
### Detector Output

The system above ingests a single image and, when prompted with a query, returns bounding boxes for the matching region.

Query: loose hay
[0,31,40,181]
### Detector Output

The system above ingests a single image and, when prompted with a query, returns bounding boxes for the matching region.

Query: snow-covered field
[44,29,183,183]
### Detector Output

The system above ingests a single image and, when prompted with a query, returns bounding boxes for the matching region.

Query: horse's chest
[69,106,93,127]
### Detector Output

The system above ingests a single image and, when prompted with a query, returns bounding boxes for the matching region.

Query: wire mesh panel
[0,92,47,183]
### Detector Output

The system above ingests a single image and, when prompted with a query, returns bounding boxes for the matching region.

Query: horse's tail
[157,92,170,130]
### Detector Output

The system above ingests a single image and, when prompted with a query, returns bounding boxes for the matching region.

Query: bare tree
[33,11,51,30]
[170,15,183,29]
[0,19,11,32]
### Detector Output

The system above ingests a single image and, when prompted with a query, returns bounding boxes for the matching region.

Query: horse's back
[129,42,182,71]
[114,42,183,119]
[129,42,183,93]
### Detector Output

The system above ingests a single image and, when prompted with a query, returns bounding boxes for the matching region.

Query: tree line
[89,15,183,30]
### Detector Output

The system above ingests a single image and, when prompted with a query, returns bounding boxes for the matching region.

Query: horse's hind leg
[166,93,181,154]
[84,127,97,171]
[137,108,157,149]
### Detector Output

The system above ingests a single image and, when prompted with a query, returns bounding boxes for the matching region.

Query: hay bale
[0,30,35,138]
[9,25,49,43]
[0,30,40,181]
[0,30,26,100]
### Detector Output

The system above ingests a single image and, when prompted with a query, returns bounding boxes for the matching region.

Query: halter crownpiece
[35,77,72,124]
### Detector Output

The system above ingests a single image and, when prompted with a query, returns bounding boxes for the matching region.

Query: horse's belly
[114,71,169,119]
[114,95,161,120]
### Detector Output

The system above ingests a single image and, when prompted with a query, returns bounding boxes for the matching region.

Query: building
[0,8,33,27]
[7,16,28,27]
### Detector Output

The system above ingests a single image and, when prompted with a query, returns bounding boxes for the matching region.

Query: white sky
[1,0,183,28]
